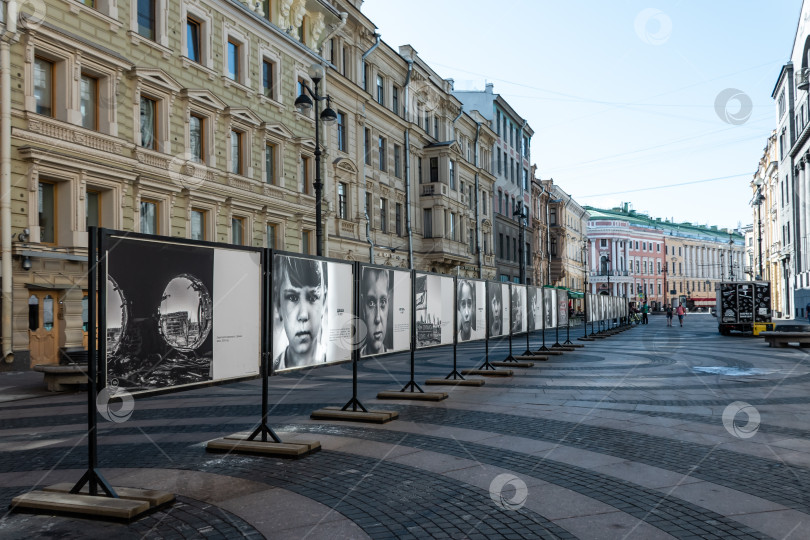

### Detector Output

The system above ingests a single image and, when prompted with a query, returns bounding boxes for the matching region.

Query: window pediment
[182,89,227,111]
[225,107,262,127]
[129,68,182,93]
[262,121,295,139]
[333,157,357,174]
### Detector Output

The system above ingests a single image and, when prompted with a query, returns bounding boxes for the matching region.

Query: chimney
[485,82,494,94]
[447,78,454,91]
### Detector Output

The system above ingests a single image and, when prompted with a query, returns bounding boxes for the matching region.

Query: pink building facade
[587,212,666,309]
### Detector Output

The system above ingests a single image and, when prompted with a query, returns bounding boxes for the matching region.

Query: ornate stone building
[0,0,497,370]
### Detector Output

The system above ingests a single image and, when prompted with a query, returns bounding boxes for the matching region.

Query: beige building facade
[0,0,497,370]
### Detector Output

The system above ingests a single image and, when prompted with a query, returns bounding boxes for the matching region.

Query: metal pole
[757,203,763,279]
[314,79,323,257]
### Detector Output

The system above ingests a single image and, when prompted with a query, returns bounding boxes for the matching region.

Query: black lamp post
[752,187,765,280]
[294,64,337,257]
[514,201,528,283]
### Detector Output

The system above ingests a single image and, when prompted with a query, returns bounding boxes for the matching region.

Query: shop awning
[568,290,584,298]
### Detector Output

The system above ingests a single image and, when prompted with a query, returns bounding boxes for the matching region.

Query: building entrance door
[28,291,60,367]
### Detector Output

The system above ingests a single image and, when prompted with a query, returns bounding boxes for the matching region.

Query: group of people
[629,302,686,327]
[665,303,687,327]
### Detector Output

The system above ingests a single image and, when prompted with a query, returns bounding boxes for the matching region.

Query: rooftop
[585,205,744,243]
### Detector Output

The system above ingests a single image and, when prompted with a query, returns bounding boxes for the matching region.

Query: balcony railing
[420,182,448,197]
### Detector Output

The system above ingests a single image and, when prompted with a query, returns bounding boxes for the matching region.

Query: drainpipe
[451,108,463,140]
[474,122,482,278]
[518,120,527,282]
[403,58,414,269]
[361,35,380,263]
[1,2,18,363]
[536,182,546,285]
[361,33,380,91]
[361,103,374,263]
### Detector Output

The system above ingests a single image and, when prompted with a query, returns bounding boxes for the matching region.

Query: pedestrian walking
[666,304,673,326]
[676,304,685,327]
[641,302,649,325]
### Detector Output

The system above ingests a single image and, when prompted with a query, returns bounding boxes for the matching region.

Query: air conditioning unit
[798,68,810,91]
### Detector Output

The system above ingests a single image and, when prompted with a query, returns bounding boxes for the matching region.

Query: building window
[302,230,312,254]
[496,110,501,136]
[365,192,371,218]
[187,16,201,63]
[137,0,156,40]
[301,155,311,194]
[338,182,348,220]
[262,59,275,98]
[378,136,386,171]
[227,39,240,81]
[418,157,423,183]
[549,207,557,225]
[266,223,276,249]
[34,57,53,117]
[513,237,517,261]
[337,112,347,152]
[449,160,455,190]
[230,130,243,174]
[395,203,402,236]
[140,96,158,150]
[190,208,206,241]
[449,212,455,241]
[482,193,487,215]
[380,198,387,233]
[498,191,503,214]
[434,117,439,139]
[86,189,101,230]
[424,208,432,238]
[364,128,371,165]
[500,233,504,259]
[392,86,399,115]
[497,151,501,174]
[232,217,244,245]
[551,236,557,256]
[600,239,607,247]
[140,199,159,234]
[470,228,476,254]
[189,114,204,163]
[376,75,384,105]
[79,73,98,130]
[430,157,438,182]
[342,46,348,77]
[38,182,56,244]
[265,143,276,184]
[394,144,401,178]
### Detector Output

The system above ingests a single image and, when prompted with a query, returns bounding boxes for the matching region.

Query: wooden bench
[759,332,810,348]
[32,364,88,391]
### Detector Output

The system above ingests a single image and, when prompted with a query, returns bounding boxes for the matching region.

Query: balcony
[420,182,449,197]
[422,237,473,265]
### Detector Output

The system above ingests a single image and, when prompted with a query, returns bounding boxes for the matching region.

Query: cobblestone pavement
[1,314,809,539]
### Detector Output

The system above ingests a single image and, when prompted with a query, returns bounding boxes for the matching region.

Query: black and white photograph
[511,284,527,334]
[272,254,353,372]
[359,266,411,357]
[415,273,454,348]
[528,286,543,331]
[457,279,486,342]
[558,292,569,327]
[487,282,510,337]
[543,288,557,329]
[104,235,261,395]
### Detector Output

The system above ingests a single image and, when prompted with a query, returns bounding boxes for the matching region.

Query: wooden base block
[11,491,151,521]
[310,407,398,424]
[207,437,321,458]
[491,361,535,368]
[514,355,547,361]
[461,369,513,377]
[424,378,486,386]
[376,390,448,401]
[564,343,586,348]
[577,337,595,341]
[534,349,564,355]
[43,483,174,507]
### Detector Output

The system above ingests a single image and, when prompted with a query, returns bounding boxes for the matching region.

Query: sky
[362,0,801,230]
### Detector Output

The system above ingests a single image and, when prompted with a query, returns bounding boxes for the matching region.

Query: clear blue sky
[363,0,801,229]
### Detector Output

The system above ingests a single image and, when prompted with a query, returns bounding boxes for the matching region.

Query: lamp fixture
[21,256,31,271]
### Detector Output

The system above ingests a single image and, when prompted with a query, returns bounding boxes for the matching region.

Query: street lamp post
[514,202,528,283]
[752,188,765,279]
[294,64,337,257]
